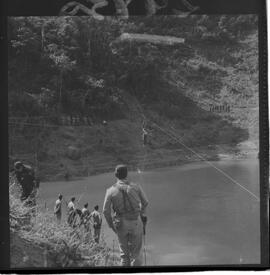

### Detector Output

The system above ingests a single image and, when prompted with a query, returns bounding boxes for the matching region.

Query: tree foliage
[8,15,257,122]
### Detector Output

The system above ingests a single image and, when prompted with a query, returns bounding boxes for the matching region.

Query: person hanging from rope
[90,205,102,243]
[103,164,149,266]
[142,120,149,146]
[54,194,63,224]
[14,161,40,206]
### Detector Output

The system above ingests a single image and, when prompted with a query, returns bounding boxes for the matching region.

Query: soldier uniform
[54,194,63,223]
[103,165,148,266]
[67,197,76,226]
[82,203,91,232]
[90,205,102,243]
[14,161,39,205]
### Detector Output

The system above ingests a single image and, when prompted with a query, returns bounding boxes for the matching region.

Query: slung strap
[120,189,135,212]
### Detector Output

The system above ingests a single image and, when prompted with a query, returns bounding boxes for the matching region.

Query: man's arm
[138,185,149,216]
[102,189,114,230]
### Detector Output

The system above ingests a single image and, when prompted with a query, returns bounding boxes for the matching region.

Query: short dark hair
[59,194,63,199]
[94,205,99,210]
[71,197,75,202]
[115,164,128,180]
[84,203,88,208]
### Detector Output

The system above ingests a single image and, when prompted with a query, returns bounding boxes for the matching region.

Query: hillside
[8,16,259,180]
[9,176,118,267]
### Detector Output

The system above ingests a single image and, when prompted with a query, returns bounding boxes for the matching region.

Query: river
[39,159,260,265]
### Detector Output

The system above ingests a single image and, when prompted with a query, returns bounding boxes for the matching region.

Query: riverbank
[38,158,260,266]
[9,178,117,268]
[41,139,258,182]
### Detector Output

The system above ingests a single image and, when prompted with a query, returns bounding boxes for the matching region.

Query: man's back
[103,180,148,225]
[68,201,75,212]
[54,199,62,214]
[91,210,101,223]
[102,165,149,266]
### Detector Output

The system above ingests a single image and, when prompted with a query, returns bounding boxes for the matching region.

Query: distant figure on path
[142,120,149,146]
[90,205,102,243]
[142,127,148,146]
[14,161,40,206]
[103,165,149,266]
[67,197,76,226]
[54,194,63,223]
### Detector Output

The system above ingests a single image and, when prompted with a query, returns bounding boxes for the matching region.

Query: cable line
[131,98,259,201]
[150,120,260,201]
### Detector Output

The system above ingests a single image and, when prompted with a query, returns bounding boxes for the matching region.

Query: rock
[67,146,81,160]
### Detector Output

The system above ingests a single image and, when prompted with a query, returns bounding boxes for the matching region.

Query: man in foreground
[103,165,149,266]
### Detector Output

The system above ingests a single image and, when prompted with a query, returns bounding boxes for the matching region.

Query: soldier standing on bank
[14,161,40,206]
[54,194,63,223]
[90,205,102,243]
[67,197,76,226]
[103,165,149,266]
[81,203,91,233]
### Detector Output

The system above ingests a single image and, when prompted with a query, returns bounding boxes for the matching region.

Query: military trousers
[55,212,61,223]
[94,227,101,243]
[116,217,143,266]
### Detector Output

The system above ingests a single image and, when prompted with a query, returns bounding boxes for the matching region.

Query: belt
[120,212,140,221]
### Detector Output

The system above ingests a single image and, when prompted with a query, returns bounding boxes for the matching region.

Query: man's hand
[141,215,147,225]
[141,215,147,235]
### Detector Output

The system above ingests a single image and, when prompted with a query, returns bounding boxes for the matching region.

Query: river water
[39,159,260,265]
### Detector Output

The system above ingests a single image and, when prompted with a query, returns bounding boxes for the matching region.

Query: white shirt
[68,201,75,212]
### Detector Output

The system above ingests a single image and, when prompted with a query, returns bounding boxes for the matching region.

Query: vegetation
[8,15,258,179]
[8,15,259,267]
[10,175,118,267]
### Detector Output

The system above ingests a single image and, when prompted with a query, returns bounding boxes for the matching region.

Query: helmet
[14,161,23,171]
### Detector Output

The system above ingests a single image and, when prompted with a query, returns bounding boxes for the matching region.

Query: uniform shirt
[82,207,90,223]
[82,207,90,215]
[54,199,62,214]
[142,128,148,137]
[15,165,36,194]
[103,179,149,229]
[90,210,102,227]
[67,201,75,213]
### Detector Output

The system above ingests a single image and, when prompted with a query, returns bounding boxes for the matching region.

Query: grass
[9,174,120,268]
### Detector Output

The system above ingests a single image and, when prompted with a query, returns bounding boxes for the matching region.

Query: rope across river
[10,111,260,202]
[143,117,260,202]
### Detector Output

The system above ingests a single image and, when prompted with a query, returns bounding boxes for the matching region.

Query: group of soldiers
[13,161,149,267]
[54,194,102,243]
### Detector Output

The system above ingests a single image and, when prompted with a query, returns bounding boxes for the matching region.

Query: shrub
[9,174,119,267]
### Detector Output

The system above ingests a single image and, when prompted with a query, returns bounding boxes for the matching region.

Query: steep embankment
[35,30,258,181]
[8,17,259,181]
[9,177,117,268]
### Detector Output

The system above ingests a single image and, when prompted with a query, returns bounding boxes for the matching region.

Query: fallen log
[116,33,185,45]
